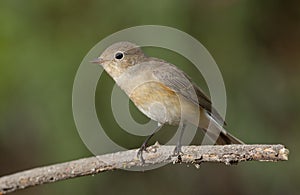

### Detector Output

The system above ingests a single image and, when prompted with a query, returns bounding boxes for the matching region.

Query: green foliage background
[1,0,299,194]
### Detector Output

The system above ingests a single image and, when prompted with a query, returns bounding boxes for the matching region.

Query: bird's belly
[129,81,182,125]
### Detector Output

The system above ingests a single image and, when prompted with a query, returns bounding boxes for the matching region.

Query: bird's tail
[201,125,244,145]
[198,112,244,145]
[215,131,244,145]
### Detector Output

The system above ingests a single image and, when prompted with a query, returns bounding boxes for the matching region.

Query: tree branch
[0,144,289,194]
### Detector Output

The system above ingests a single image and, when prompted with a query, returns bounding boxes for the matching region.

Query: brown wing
[149,58,227,126]
[192,83,227,126]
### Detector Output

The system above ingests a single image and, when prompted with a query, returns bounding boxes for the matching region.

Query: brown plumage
[92,41,244,149]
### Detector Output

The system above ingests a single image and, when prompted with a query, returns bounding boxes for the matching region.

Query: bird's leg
[137,123,163,163]
[173,123,186,156]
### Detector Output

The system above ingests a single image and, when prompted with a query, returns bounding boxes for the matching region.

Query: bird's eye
[115,52,124,60]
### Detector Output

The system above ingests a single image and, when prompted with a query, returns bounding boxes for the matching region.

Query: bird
[91,41,244,160]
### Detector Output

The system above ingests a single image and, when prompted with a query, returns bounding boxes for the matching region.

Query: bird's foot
[137,143,148,164]
[173,144,183,156]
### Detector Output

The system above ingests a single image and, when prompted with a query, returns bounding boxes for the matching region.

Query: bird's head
[91,41,146,79]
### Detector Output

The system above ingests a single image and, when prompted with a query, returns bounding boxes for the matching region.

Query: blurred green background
[1,0,299,194]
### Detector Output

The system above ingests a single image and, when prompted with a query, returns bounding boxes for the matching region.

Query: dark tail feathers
[215,131,244,145]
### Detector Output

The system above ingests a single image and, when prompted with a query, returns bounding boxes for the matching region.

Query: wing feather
[149,58,226,125]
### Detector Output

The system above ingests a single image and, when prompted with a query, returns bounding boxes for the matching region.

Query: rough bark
[0,144,289,194]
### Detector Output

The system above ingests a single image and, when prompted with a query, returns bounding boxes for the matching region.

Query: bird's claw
[137,144,148,164]
[173,145,183,156]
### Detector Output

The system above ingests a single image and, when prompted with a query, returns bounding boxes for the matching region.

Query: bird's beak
[90,58,104,64]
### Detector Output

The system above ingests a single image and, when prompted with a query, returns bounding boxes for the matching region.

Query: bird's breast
[129,81,182,125]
